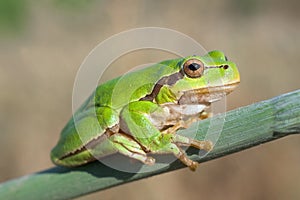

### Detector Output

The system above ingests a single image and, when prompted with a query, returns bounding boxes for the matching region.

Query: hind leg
[108,133,155,165]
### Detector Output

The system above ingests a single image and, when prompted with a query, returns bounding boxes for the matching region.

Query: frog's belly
[147,104,207,131]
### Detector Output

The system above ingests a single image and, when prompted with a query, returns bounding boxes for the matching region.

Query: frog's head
[169,50,240,104]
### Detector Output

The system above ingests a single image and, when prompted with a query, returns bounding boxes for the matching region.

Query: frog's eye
[183,59,204,78]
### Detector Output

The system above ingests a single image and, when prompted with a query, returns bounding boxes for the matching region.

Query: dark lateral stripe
[140,71,184,101]
[58,125,146,160]
[59,130,112,160]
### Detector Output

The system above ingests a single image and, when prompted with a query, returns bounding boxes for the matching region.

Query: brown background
[0,0,300,199]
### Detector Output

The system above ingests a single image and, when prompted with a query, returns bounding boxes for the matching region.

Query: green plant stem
[0,90,300,200]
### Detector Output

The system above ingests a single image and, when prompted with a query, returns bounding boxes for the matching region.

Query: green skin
[51,50,240,171]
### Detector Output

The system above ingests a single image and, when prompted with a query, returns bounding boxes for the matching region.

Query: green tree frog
[51,50,240,171]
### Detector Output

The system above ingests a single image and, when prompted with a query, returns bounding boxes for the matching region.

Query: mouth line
[187,82,240,94]
[178,82,240,105]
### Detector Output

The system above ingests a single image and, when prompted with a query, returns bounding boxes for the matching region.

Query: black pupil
[188,63,200,71]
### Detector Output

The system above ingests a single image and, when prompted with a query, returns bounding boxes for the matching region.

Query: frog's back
[87,58,182,111]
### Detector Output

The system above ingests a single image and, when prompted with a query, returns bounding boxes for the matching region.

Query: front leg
[119,101,213,170]
[160,104,210,134]
[161,116,198,134]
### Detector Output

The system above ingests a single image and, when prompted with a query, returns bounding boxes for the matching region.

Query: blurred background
[0,0,299,199]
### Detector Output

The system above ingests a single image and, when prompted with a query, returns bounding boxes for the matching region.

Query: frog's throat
[178,82,239,104]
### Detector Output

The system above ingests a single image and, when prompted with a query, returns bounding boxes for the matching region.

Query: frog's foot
[110,133,155,165]
[199,111,212,120]
[173,134,213,152]
[156,143,198,171]
[157,135,213,171]
[176,148,198,171]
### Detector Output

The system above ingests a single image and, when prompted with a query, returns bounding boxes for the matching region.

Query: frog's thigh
[109,133,155,165]
[120,101,163,141]
[173,135,213,152]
